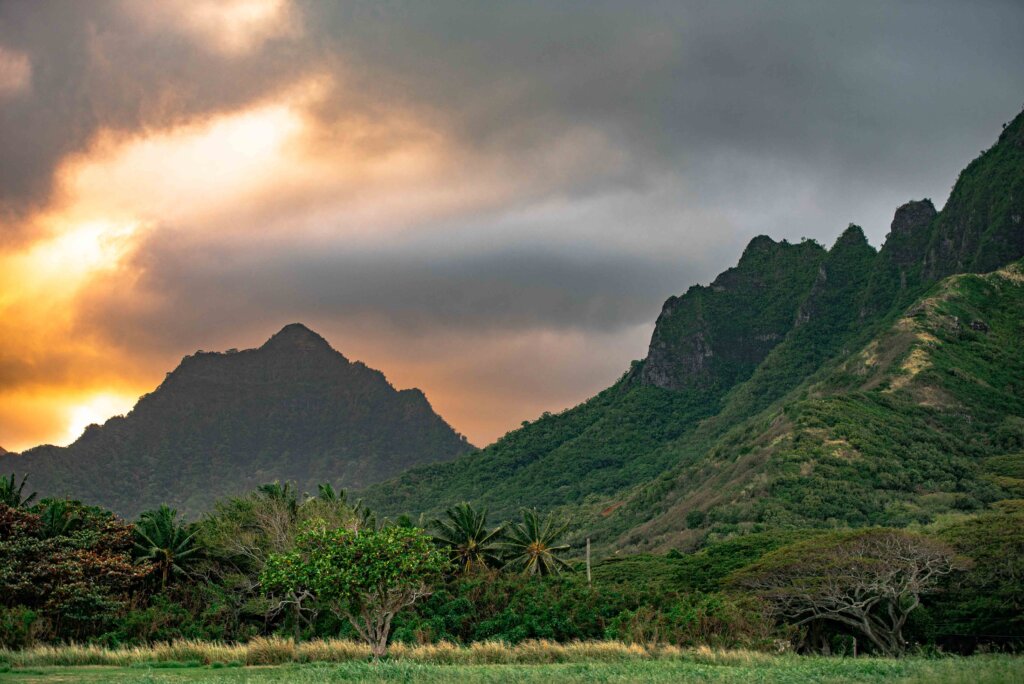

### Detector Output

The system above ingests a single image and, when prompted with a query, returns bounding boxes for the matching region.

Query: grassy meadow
[1,640,1023,683]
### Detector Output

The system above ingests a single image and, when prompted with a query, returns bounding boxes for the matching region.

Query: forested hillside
[363,109,1024,549]
[0,324,471,517]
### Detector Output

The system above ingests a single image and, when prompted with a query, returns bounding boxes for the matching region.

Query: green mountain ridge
[362,109,1024,549]
[0,323,472,518]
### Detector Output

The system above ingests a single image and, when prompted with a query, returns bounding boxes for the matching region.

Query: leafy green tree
[0,473,36,509]
[730,529,962,655]
[262,525,445,657]
[430,502,503,574]
[500,509,571,576]
[134,505,201,589]
[196,483,362,640]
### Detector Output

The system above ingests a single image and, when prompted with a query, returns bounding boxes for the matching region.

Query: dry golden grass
[0,637,748,667]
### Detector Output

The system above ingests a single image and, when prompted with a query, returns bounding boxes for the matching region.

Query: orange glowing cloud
[0,38,647,453]
[0,68,503,451]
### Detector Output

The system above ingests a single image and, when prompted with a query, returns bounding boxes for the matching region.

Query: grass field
[1,648,1022,683]
[2,657,1024,683]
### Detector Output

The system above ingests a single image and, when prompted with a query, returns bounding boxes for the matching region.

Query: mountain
[0,324,472,518]
[362,108,1024,549]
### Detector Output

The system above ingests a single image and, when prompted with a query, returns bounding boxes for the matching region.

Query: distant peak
[889,199,936,237]
[832,224,870,250]
[737,235,778,264]
[260,323,336,353]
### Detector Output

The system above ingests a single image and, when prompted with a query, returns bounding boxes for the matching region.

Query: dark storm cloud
[5,1,1024,239]
[0,0,305,232]
[297,0,1024,239]
[73,225,692,354]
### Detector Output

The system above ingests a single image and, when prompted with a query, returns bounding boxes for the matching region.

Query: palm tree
[134,505,201,589]
[0,472,37,509]
[351,498,376,534]
[500,509,572,576]
[258,481,299,515]
[430,502,503,574]
[38,499,82,538]
[315,482,347,503]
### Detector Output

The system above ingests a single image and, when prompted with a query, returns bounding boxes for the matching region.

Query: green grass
[1,655,1021,683]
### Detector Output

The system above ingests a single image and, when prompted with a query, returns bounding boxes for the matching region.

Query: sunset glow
[1,1,1022,455]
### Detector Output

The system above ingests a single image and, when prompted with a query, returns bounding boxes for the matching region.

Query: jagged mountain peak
[831,224,873,252]
[2,325,472,517]
[737,234,780,263]
[889,199,937,238]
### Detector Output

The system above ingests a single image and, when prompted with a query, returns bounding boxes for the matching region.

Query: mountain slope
[0,324,471,517]
[365,238,827,520]
[363,108,1024,541]
[620,260,1024,550]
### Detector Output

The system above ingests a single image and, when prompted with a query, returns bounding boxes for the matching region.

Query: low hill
[0,324,472,517]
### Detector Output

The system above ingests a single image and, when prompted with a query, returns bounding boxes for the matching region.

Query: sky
[1,1,1023,452]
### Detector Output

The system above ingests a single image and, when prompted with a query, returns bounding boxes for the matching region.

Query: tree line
[1,472,1022,657]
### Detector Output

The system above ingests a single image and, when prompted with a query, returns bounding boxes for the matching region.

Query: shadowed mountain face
[361,109,1024,547]
[0,324,472,518]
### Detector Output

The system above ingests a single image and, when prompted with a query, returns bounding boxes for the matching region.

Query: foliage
[730,529,962,655]
[0,473,36,509]
[594,529,824,594]
[194,482,362,642]
[133,505,201,589]
[391,572,643,644]
[499,509,571,576]
[430,502,503,574]
[924,503,1024,650]
[0,501,149,644]
[604,594,780,649]
[262,525,445,656]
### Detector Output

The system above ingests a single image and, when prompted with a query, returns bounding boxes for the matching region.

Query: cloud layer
[1,0,1023,450]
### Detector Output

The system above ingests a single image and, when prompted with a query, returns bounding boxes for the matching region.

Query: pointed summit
[260,323,335,354]
[1,323,471,517]
[831,224,871,251]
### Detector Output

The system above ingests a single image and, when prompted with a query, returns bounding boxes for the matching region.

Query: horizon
[3,1,1024,452]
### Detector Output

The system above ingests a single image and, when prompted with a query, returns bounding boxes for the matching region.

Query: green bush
[604,593,780,649]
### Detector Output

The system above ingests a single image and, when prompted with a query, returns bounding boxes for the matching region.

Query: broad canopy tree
[262,524,445,657]
[730,528,963,655]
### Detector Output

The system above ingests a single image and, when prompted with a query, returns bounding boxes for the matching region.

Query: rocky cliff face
[639,237,826,392]
[0,324,472,517]
[924,111,1024,279]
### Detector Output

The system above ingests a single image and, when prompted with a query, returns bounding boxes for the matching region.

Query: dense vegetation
[0,324,471,518]
[2,481,1022,657]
